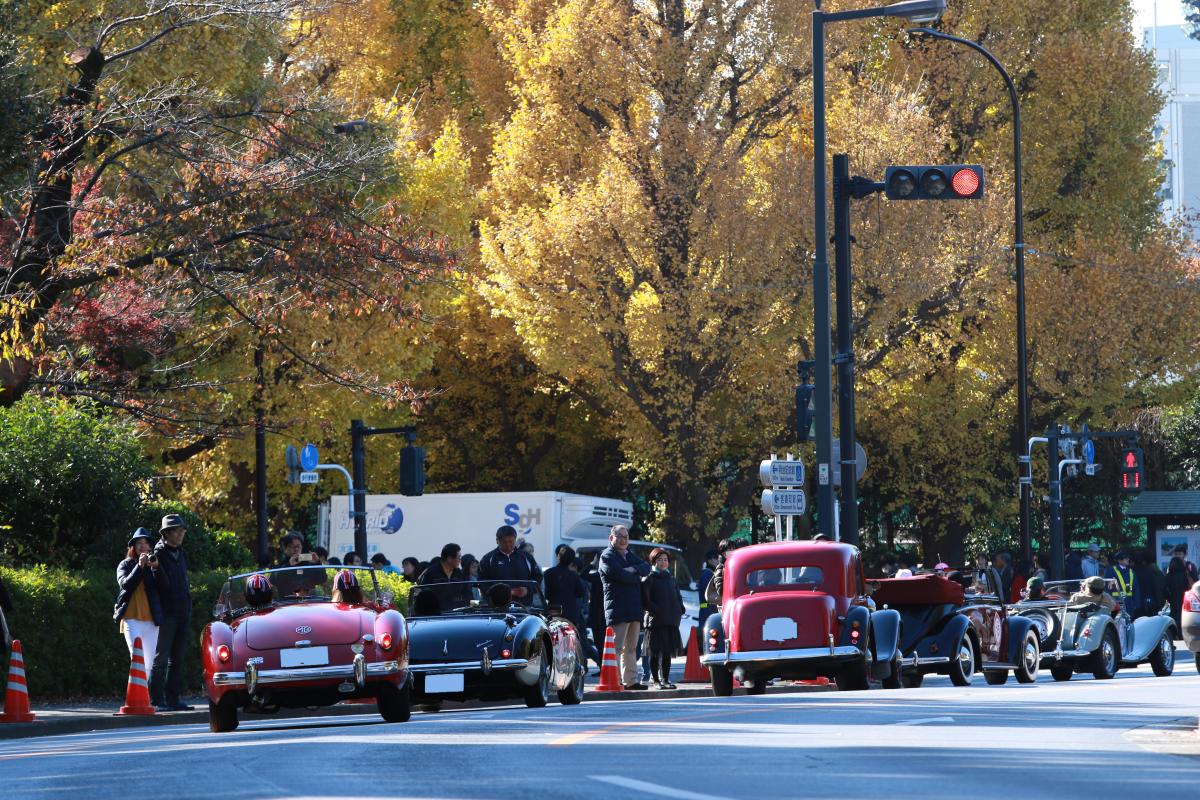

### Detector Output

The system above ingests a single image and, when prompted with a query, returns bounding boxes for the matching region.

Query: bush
[0,564,227,699]
[0,396,152,568]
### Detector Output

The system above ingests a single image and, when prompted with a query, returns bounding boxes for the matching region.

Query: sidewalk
[0,655,829,740]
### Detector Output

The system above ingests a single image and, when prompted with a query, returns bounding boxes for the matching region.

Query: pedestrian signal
[1119,446,1144,494]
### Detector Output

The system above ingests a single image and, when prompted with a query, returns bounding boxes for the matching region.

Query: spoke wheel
[524,650,551,708]
[558,645,586,705]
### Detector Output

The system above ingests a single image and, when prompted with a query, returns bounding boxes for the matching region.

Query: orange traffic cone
[116,637,156,716]
[0,640,35,723]
[683,627,707,683]
[594,626,622,692]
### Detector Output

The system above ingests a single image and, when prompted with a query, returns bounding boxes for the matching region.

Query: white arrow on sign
[761,489,807,516]
[759,459,805,488]
[299,471,320,484]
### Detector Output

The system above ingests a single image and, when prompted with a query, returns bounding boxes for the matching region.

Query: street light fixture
[810,0,947,542]
[905,26,1033,571]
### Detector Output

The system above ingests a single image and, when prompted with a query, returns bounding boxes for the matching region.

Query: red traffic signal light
[1119,446,1144,494]
[884,165,984,200]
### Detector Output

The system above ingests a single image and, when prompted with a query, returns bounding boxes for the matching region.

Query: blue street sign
[1083,439,1095,467]
[300,443,320,471]
[761,489,807,516]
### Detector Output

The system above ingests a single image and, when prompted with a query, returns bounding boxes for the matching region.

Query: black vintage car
[406,580,586,709]
[872,568,1040,688]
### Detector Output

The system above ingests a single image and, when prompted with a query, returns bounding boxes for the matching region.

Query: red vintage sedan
[701,541,902,693]
[202,565,409,732]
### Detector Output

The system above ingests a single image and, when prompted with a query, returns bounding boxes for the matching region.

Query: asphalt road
[4,662,1198,800]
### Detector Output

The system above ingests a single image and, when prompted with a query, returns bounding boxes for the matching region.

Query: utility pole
[254,339,268,567]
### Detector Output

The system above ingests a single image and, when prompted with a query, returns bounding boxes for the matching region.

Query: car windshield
[744,565,824,592]
[407,580,546,617]
[216,566,382,617]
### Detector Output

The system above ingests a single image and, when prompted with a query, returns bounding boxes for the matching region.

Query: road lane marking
[591,775,731,800]
[891,716,955,726]
[547,703,797,747]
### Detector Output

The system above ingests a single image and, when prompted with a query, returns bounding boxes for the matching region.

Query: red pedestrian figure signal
[1119,447,1144,494]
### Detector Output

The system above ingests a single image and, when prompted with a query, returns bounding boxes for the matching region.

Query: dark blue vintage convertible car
[406,580,585,709]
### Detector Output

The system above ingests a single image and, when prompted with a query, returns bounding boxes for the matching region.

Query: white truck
[319,491,700,649]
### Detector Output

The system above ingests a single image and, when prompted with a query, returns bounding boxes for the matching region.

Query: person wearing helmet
[244,573,274,608]
[1024,575,1047,601]
[331,569,364,605]
[933,562,950,576]
[1069,575,1118,613]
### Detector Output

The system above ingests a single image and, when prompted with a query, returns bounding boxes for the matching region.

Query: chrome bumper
[213,659,402,688]
[907,655,951,666]
[1047,648,1090,660]
[408,658,529,674]
[700,645,861,666]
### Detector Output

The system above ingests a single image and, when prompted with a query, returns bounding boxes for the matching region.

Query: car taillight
[707,631,719,653]
[850,630,860,641]
[216,644,231,663]
[1081,627,1091,638]
[379,632,393,650]
[501,649,512,658]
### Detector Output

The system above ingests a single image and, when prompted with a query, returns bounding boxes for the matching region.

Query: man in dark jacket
[599,525,650,689]
[415,543,469,610]
[150,513,193,712]
[478,526,542,599]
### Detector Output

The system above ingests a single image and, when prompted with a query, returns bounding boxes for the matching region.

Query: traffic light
[884,165,984,200]
[284,445,302,484]
[795,382,815,444]
[400,442,425,496]
[1119,446,1144,494]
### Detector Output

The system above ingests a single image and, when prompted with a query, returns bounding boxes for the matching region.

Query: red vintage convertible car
[202,566,410,732]
[701,541,902,694]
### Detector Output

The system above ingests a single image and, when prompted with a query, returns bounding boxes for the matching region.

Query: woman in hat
[114,528,167,669]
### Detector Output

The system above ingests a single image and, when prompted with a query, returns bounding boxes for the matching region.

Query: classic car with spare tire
[405,579,585,709]
[202,565,410,732]
[872,568,1040,688]
[700,541,903,694]
[1007,578,1177,681]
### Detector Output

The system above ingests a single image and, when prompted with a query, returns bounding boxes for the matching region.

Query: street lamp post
[906,27,1032,565]
[811,0,947,540]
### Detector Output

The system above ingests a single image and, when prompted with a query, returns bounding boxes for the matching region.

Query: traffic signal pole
[351,419,368,559]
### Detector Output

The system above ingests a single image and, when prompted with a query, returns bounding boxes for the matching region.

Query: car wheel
[1149,632,1175,677]
[1195,654,1200,675]
[899,671,924,689]
[1090,628,1118,680]
[1014,631,1040,684]
[376,681,411,723]
[524,652,551,708]
[1050,663,1074,682]
[745,680,768,695]
[881,656,903,689]
[557,659,586,705]
[835,656,870,691]
[710,665,734,697]
[948,633,975,687]
[208,694,238,733]
[983,669,1008,686]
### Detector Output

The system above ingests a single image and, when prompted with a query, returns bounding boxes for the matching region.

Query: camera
[296,552,317,564]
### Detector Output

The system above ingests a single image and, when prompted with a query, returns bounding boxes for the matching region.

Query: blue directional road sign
[300,443,320,471]
[761,489,807,516]
[1083,439,1095,467]
[759,459,806,488]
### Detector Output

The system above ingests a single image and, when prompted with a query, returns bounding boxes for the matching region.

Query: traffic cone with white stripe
[595,626,622,692]
[116,637,155,716]
[0,640,35,722]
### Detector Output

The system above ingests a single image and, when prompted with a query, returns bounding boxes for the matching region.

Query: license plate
[424,673,464,693]
[280,646,329,668]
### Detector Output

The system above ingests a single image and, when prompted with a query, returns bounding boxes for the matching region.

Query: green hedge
[1,566,411,700]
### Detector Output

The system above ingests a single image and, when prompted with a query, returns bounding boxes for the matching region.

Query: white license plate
[280,646,329,668]
[424,673,465,693]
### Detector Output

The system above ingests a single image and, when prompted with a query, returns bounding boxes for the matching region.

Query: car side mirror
[213,602,228,620]
[379,591,394,608]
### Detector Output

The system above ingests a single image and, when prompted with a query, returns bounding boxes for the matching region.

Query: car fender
[202,622,234,700]
[837,605,871,650]
[374,608,409,673]
[512,615,547,687]
[1004,615,1036,665]
[702,612,726,657]
[867,608,902,666]
[1125,614,1177,662]
[917,613,971,662]
[1074,614,1116,655]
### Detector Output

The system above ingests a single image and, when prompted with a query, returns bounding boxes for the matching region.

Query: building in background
[1145,24,1200,232]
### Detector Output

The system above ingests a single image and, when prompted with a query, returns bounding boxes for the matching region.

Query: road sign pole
[833,154,859,546]
[254,341,268,568]
[1047,425,1065,581]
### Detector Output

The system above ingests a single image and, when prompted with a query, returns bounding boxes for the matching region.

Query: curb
[1,682,830,741]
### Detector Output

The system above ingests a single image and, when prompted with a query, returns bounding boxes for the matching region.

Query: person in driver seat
[487,582,514,609]
[245,573,274,609]
[1069,575,1118,613]
[331,569,364,605]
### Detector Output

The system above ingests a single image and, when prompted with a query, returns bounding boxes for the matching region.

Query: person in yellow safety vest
[1104,549,1140,617]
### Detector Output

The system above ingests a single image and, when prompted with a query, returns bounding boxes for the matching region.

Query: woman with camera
[114,528,167,668]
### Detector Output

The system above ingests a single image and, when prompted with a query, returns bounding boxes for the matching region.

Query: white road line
[590,775,732,800]
[891,716,955,726]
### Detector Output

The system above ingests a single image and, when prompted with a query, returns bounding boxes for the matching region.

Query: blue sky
[1133,0,1188,31]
